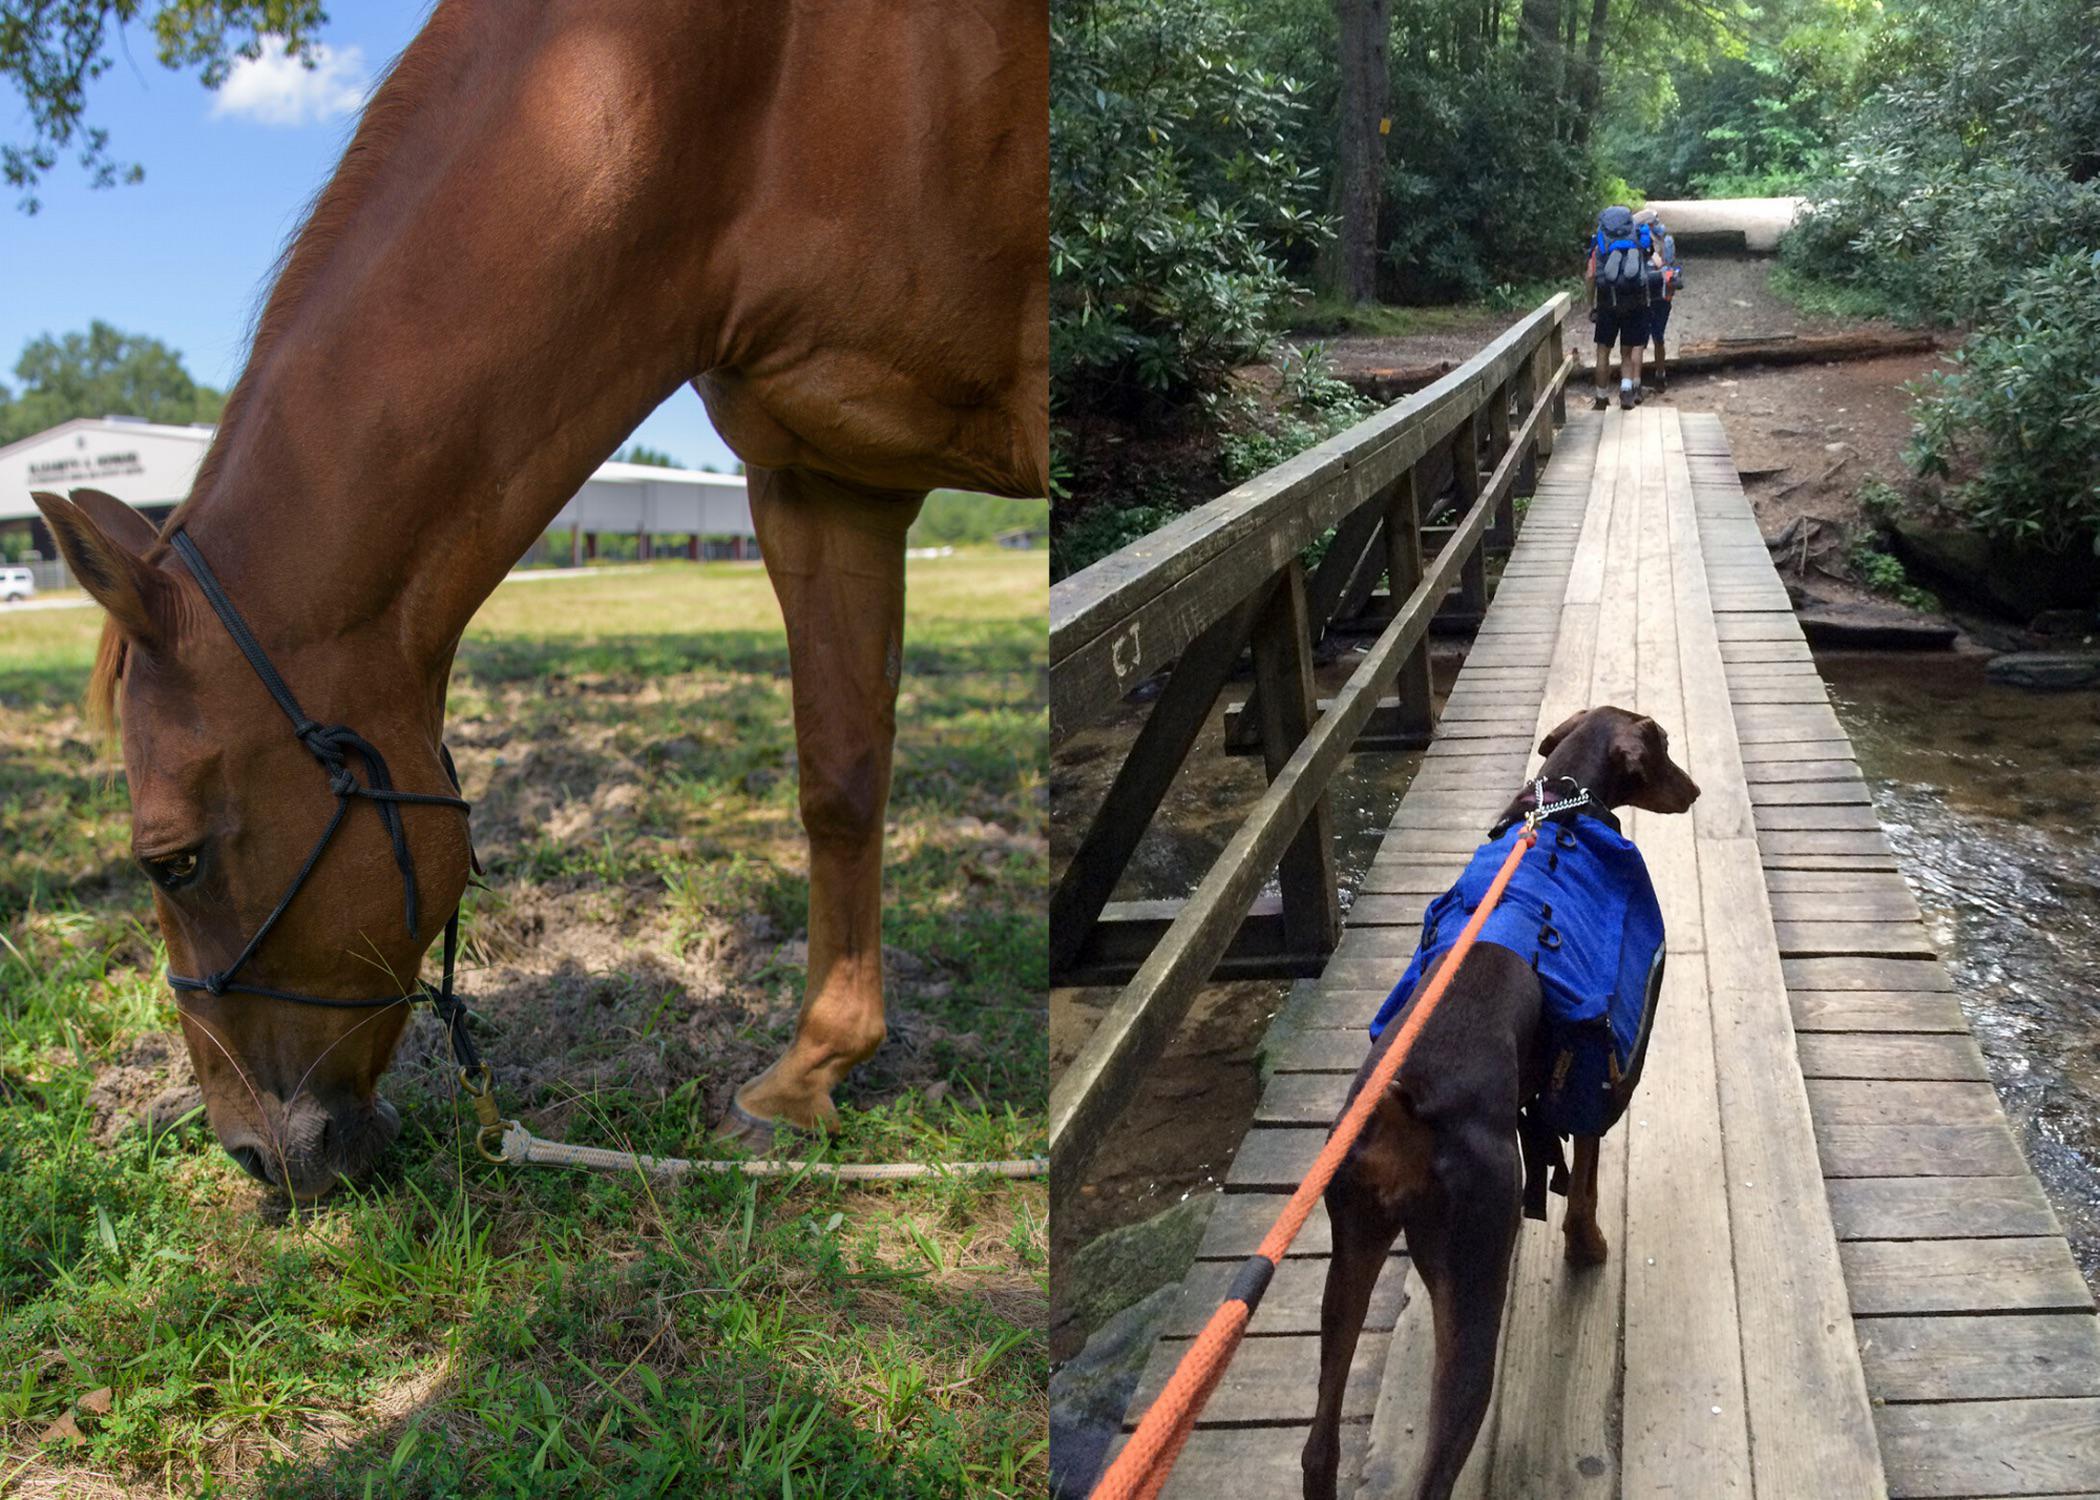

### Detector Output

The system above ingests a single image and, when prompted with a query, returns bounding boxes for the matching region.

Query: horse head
[35,489,473,1200]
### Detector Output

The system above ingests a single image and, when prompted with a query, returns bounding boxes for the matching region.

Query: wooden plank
[1226,1127,1325,1188]
[1806,1078,2004,1125]
[1621,963,1750,1492]
[1759,830,1894,856]
[1827,1177,2060,1241]
[1776,921,1939,957]
[1465,402,1625,1500]
[1736,739,1856,763]
[1818,1121,2031,1177]
[1169,1254,1413,1336]
[1750,780,1872,806]
[1860,1315,2100,1402]
[1110,1425,1371,1500]
[1798,1035,1989,1083]
[1127,1331,1387,1427]
[1744,758,1863,783]
[1841,1238,2094,1316]
[1791,990,1968,1032]
[1769,890,1920,921]
[1255,1070,1351,1124]
[1784,957,1953,992]
[1763,868,1913,892]
[1876,1397,2100,1500]
[1756,804,1882,830]
[1691,446,1886,1493]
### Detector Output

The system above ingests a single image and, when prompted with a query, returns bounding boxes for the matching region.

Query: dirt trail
[1307,254,1945,617]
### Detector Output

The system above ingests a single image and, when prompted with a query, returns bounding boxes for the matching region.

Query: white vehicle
[1,566,36,603]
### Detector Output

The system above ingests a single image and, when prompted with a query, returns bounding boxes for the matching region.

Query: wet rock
[1890,520,2100,617]
[1797,601,1957,651]
[2029,609,2098,639]
[1986,653,2100,692]
[1050,1283,1183,1499]
[1059,1193,1216,1347]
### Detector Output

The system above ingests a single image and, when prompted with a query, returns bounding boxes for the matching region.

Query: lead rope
[1091,812,1550,1500]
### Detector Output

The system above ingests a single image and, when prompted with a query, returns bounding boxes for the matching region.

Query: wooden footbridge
[1050,295,2100,1498]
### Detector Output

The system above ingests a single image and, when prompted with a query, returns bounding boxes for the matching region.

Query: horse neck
[174,3,744,672]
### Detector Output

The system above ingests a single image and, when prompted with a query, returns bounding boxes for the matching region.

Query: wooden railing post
[1384,466,1434,742]
[1452,415,1489,617]
[1047,585,1272,975]
[1514,358,1540,497]
[1548,318,1567,428]
[1250,560,1340,957]
[1486,377,1516,548]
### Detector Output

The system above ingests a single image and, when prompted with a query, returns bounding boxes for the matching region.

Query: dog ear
[31,491,181,646]
[1537,710,1587,758]
[1612,715,1702,814]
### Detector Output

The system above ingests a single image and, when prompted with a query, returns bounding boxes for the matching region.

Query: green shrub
[1848,536,1940,612]
[1051,0,1330,418]
[1380,62,1603,301]
[1906,251,2100,554]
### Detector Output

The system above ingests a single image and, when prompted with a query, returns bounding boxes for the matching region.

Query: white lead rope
[493,1121,1049,1182]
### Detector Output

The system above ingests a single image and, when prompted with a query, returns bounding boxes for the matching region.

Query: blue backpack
[1369,815,1667,1140]
[1593,206,1652,306]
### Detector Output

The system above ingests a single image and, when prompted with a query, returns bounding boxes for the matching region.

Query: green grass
[0,554,1047,1496]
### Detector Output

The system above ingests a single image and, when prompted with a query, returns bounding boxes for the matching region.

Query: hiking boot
[1592,391,1609,411]
[1619,387,1636,411]
[1653,370,1668,393]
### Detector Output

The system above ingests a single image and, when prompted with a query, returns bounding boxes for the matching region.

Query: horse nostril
[227,1144,274,1184]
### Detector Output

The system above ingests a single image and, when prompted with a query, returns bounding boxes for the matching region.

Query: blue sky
[0,2,737,470]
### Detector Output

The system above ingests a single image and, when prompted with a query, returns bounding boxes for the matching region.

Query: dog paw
[1563,1228,1609,1268]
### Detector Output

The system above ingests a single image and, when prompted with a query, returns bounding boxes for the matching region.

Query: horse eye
[146,851,200,890]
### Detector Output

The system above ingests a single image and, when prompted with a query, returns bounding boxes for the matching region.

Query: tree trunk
[1521,0,1563,100]
[1574,0,1608,138]
[1332,0,1392,305]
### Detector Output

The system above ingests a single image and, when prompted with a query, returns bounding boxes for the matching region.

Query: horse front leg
[726,466,926,1141]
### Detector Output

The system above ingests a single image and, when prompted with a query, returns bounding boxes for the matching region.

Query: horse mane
[87,7,468,738]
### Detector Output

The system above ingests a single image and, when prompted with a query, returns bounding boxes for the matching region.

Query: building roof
[0,416,751,534]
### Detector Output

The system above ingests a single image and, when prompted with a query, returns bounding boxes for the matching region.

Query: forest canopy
[1052,0,2100,568]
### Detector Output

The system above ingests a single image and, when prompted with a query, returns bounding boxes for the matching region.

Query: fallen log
[1657,329,1937,376]
[1335,329,1936,401]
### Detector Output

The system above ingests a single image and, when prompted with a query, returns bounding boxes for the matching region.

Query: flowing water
[1819,651,2100,1287]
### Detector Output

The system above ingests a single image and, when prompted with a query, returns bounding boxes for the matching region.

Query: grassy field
[0,554,1047,1497]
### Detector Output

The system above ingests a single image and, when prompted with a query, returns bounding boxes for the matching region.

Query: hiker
[1634,207,1684,392]
[1586,205,1658,411]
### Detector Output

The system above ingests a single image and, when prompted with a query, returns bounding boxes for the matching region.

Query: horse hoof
[716,1099,782,1152]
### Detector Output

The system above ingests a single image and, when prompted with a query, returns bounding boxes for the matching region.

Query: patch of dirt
[1663,350,1955,613]
[85,1032,200,1145]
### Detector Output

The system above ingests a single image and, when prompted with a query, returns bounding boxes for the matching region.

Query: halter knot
[328,767,359,797]
[204,972,227,996]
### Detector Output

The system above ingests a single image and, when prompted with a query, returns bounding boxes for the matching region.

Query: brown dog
[1301,706,1699,1500]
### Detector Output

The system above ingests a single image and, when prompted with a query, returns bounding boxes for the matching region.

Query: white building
[0,415,754,580]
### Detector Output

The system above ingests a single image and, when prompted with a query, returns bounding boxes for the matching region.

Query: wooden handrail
[1050,293,1572,743]
[1049,298,1574,1190]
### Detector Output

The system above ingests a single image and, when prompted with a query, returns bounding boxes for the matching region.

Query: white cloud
[210,36,368,128]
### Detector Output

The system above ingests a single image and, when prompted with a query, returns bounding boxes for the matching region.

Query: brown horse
[32,0,1046,1199]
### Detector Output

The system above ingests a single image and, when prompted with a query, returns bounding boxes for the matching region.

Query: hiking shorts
[1649,298,1673,342]
[1593,299,1650,351]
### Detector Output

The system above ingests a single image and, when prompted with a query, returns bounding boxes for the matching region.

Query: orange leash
[1089,827,1540,1500]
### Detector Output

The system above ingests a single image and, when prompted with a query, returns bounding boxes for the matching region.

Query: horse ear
[1537,710,1587,758]
[30,491,179,645]
[68,488,163,555]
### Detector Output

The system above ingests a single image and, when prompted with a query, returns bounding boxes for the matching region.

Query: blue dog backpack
[1369,814,1667,1140]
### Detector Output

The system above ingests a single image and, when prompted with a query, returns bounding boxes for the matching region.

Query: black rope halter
[162,527,484,1073]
